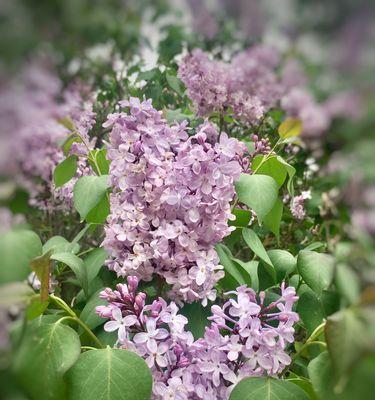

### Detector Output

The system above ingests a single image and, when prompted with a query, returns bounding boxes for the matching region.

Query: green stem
[282,321,326,376]
[81,346,97,351]
[252,138,283,174]
[50,295,104,349]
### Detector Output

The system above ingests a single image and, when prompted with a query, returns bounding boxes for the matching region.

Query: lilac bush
[0,2,373,400]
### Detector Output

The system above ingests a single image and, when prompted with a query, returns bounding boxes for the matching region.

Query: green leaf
[88,149,110,175]
[304,242,326,252]
[26,296,49,320]
[79,289,107,331]
[215,244,247,289]
[85,194,110,224]
[242,229,276,289]
[229,209,252,228]
[165,108,192,123]
[43,236,77,255]
[13,322,81,400]
[73,175,110,221]
[84,248,108,287]
[66,347,152,400]
[335,263,360,305]
[0,282,34,307]
[258,261,276,290]
[53,155,78,187]
[278,117,302,139]
[51,252,87,295]
[231,258,253,287]
[308,351,334,399]
[297,288,325,335]
[229,377,309,400]
[309,351,375,400]
[62,134,82,156]
[166,72,183,95]
[297,250,335,295]
[235,174,278,223]
[325,307,375,380]
[180,302,210,339]
[242,228,273,265]
[263,198,283,240]
[137,68,159,81]
[252,156,287,187]
[286,377,318,400]
[267,249,296,282]
[276,156,296,195]
[0,230,42,283]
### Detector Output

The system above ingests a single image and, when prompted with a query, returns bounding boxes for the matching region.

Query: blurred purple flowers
[0,61,96,210]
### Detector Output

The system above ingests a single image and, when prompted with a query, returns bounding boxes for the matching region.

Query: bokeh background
[0,0,374,398]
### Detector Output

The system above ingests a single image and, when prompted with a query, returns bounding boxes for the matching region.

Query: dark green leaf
[335,263,360,305]
[268,249,296,282]
[325,307,375,380]
[297,288,325,335]
[53,155,78,187]
[242,228,273,266]
[263,199,283,240]
[166,72,183,95]
[180,302,210,339]
[85,194,110,224]
[13,322,81,400]
[84,248,108,287]
[51,253,87,295]
[297,251,335,295]
[66,348,152,400]
[26,296,49,320]
[216,244,247,289]
[79,289,107,331]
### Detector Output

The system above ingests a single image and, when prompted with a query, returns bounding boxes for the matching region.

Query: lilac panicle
[103,97,245,304]
[97,277,299,400]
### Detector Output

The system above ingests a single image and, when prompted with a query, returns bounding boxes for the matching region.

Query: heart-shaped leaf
[66,347,152,400]
[235,174,278,223]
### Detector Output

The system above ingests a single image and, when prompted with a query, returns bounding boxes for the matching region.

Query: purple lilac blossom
[290,191,311,221]
[0,61,96,210]
[0,208,25,234]
[96,276,299,400]
[281,88,330,139]
[178,45,279,124]
[102,97,245,304]
[179,46,338,138]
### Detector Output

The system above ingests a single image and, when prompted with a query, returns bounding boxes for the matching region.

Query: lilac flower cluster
[0,61,96,210]
[289,191,311,221]
[251,134,271,159]
[178,46,343,138]
[281,88,330,139]
[103,98,245,304]
[178,48,268,124]
[97,276,299,400]
[0,208,25,234]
